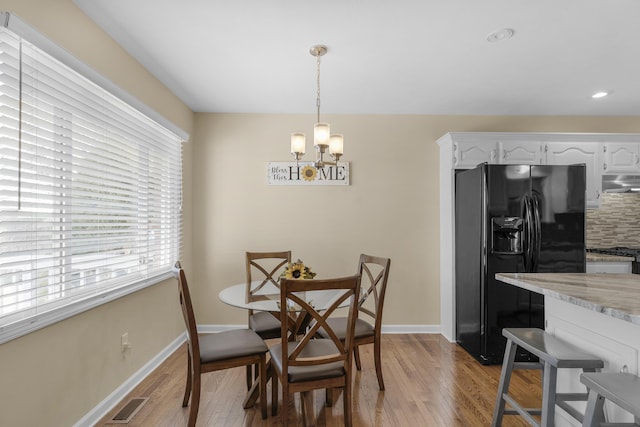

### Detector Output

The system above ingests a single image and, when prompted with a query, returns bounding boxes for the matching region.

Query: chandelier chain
[316,51,321,123]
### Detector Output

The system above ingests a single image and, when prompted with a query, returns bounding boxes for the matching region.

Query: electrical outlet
[121,332,130,353]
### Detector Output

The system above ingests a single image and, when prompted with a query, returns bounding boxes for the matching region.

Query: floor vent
[107,397,149,424]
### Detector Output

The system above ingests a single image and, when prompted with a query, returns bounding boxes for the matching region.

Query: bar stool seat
[580,372,640,427]
[492,328,604,427]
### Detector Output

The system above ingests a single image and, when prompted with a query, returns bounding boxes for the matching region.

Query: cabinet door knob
[603,162,607,170]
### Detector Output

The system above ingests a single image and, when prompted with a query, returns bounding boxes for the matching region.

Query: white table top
[218,282,349,312]
[495,273,640,325]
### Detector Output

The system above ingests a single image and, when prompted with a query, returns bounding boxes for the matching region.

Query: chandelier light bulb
[329,134,343,155]
[291,132,306,155]
[314,122,330,147]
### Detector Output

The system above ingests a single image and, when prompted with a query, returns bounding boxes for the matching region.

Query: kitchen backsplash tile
[586,193,640,248]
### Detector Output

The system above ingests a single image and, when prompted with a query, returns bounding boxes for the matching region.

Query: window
[0,13,187,343]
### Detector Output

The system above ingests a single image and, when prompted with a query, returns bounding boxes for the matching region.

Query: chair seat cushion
[317,317,375,340]
[199,329,268,363]
[249,311,281,339]
[269,339,345,383]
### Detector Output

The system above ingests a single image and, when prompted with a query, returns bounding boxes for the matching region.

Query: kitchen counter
[495,273,640,325]
[495,272,640,425]
[586,252,635,262]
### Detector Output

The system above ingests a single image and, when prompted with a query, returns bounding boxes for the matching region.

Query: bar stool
[580,372,640,426]
[492,328,604,427]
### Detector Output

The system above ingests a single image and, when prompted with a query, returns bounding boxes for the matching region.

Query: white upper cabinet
[453,141,496,168]
[498,141,543,165]
[602,143,640,173]
[454,140,543,168]
[545,142,602,208]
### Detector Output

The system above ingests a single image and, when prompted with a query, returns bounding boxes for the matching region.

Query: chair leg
[246,365,252,390]
[271,368,279,417]
[187,373,201,427]
[281,383,289,427]
[183,352,192,407]
[354,346,362,371]
[491,339,517,427]
[373,338,385,391]
[344,382,353,427]
[326,387,333,407]
[259,357,267,419]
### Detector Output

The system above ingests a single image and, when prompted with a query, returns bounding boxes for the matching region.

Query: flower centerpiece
[281,259,316,280]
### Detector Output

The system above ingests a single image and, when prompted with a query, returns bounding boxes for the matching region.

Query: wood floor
[96,334,542,426]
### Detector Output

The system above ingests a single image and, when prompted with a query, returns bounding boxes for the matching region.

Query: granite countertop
[586,253,635,262]
[495,273,640,325]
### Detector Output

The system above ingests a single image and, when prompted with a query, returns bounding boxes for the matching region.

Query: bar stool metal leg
[541,363,558,427]
[492,339,518,427]
[582,389,606,427]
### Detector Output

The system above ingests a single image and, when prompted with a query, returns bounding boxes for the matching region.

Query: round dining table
[218,281,349,313]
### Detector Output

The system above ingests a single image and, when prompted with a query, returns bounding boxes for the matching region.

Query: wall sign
[267,162,350,186]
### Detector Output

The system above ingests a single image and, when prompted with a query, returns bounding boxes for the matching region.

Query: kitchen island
[495,273,640,426]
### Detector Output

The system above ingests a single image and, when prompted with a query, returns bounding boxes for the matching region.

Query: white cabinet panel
[453,141,496,168]
[498,141,543,165]
[545,142,601,208]
[586,261,633,274]
[602,143,640,173]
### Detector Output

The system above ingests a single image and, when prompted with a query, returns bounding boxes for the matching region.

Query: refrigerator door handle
[522,195,533,272]
[531,195,542,272]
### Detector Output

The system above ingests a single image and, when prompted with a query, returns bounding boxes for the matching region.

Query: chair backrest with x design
[357,254,391,330]
[245,251,291,303]
[278,275,361,374]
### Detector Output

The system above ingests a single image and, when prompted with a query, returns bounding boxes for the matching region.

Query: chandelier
[290,45,344,168]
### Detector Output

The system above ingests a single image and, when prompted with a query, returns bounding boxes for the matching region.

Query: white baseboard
[381,324,440,334]
[74,333,186,427]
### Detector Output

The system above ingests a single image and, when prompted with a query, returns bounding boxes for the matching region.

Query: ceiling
[73,0,640,116]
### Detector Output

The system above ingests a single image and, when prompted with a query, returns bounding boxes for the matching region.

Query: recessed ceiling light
[592,91,610,99]
[487,28,515,43]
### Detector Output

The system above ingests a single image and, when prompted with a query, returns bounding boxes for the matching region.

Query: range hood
[602,175,640,193]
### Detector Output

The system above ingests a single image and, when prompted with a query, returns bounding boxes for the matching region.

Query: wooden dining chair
[270,275,361,427]
[245,251,291,389]
[316,254,391,390]
[172,261,268,426]
[245,251,291,338]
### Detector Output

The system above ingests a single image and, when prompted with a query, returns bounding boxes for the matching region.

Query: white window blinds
[0,14,185,342]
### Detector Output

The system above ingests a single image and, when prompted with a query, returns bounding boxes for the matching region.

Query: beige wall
[191,113,640,329]
[0,1,193,426]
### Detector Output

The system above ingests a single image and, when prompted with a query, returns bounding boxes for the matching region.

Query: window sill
[0,271,173,345]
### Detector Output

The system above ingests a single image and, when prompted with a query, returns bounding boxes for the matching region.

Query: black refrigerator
[455,163,586,364]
